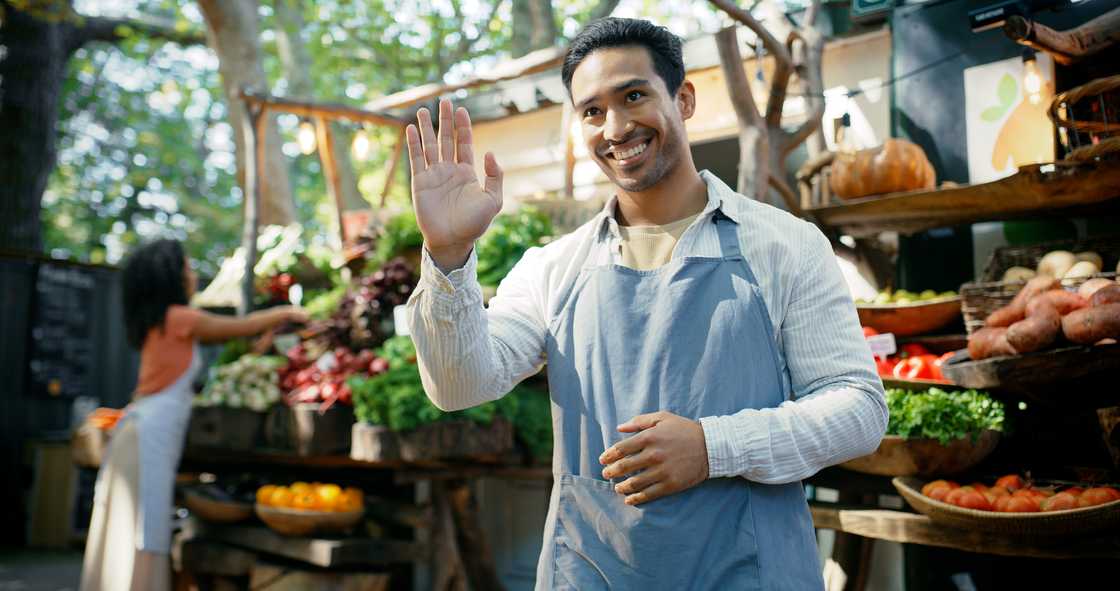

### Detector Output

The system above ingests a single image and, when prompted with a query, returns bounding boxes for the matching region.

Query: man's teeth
[614,141,648,160]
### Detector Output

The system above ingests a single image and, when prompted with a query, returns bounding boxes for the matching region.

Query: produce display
[864,335,954,382]
[856,288,957,306]
[885,387,1004,445]
[829,138,936,200]
[370,210,423,268]
[475,206,553,288]
[969,276,1120,360]
[321,257,416,350]
[279,343,389,410]
[999,249,1110,283]
[350,336,554,461]
[256,481,364,513]
[195,354,287,412]
[920,476,1120,513]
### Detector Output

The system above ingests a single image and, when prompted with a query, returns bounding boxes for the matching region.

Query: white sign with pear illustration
[964,53,1055,184]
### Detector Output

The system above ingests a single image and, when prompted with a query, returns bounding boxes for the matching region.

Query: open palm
[406,100,503,257]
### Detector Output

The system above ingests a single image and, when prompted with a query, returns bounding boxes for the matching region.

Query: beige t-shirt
[618,213,701,271]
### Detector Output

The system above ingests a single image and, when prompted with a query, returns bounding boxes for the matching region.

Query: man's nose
[604,109,633,143]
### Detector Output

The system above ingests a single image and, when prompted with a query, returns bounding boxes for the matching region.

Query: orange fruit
[268,486,293,508]
[290,491,321,511]
[290,481,312,495]
[256,485,277,506]
[315,484,342,511]
[336,487,363,513]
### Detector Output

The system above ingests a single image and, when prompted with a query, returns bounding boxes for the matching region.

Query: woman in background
[80,239,307,591]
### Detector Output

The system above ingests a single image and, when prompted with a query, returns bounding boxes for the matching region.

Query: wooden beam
[1004,9,1120,65]
[381,128,406,207]
[313,116,347,244]
[561,103,576,199]
[240,91,405,128]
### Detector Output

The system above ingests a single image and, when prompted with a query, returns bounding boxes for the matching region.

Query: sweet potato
[986,276,1059,328]
[1007,301,1061,353]
[1061,303,1120,345]
[968,327,1018,360]
[1025,289,1088,316]
[1090,284,1120,307]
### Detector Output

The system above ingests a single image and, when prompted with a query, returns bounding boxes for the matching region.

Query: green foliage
[476,206,552,287]
[215,338,251,366]
[304,284,347,320]
[885,388,1005,445]
[371,210,423,268]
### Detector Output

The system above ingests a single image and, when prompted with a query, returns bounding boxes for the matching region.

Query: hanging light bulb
[1022,50,1043,105]
[351,128,371,161]
[297,120,317,155]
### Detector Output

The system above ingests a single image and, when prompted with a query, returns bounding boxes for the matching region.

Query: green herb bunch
[475,206,552,288]
[885,387,1004,445]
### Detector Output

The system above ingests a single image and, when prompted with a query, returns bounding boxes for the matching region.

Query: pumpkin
[829,139,936,200]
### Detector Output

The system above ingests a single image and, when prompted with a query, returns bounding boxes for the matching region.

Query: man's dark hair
[121,238,189,348]
[561,17,685,97]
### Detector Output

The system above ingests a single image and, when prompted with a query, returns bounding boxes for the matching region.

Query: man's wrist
[425,242,473,275]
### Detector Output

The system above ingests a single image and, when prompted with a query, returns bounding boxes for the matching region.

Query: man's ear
[677,80,697,120]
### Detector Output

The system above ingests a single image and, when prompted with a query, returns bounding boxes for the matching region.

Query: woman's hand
[406,98,503,272]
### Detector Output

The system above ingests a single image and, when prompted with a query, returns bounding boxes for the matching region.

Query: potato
[1075,251,1103,269]
[1001,266,1036,282]
[1062,303,1120,344]
[1061,260,1100,280]
[1007,301,1061,353]
[1078,278,1115,299]
[1036,250,1077,278]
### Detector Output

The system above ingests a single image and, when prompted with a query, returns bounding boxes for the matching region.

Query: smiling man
[404,17,887,590]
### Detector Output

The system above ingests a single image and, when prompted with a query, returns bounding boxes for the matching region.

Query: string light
[351,128,371,160]
[297,120,317,155]
[1022,50,1043,105]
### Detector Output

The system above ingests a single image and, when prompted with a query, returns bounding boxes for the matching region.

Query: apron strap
[712,209,742,260]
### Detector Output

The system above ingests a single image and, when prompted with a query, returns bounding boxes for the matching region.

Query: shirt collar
[593,170,746,239]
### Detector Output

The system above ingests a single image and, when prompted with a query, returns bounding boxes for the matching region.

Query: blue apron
[537,212,823,590]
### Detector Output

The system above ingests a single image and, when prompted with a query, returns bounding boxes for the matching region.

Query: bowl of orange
[254,482,364,537]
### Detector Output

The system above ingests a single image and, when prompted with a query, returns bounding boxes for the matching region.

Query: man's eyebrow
[574,78,651,110]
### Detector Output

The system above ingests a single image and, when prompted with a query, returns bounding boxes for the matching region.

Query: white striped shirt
[407,170,888,484]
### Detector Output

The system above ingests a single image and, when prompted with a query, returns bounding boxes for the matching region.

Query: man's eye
[626,91,643,102]
[584,107,601,117]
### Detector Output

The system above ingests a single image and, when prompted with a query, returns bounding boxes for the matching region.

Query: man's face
[569,46,693,193]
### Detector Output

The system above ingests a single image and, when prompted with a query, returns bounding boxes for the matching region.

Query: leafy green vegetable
[304,284,347,320]
[885,387,1005,445]
[476,206,552,287]
[371,210,423,268]
[215,339,251,366]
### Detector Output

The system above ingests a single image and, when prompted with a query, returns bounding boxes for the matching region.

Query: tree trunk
[0,2,69,251]
[197,0,295,227]
[273,0,365,212]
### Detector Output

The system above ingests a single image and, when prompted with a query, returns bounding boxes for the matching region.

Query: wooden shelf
[182,518,425,567]
[806,161,1120,237]
[810,505,1120,559]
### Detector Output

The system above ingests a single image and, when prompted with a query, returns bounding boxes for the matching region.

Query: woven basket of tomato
[894,475,1120,537]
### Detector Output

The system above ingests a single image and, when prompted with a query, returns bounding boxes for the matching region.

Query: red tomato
[875,357,898,377]
[994,474,1024,492]
[1004,496,1041,512]
[893,356,934,380]
[862,326,879,338]
[1080,488,1120,507]
[899,343,932,358]
[1040,492,1079,512]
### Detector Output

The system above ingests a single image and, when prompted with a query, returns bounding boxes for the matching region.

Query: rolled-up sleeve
[407,246,549,411]
[700,225,888,484]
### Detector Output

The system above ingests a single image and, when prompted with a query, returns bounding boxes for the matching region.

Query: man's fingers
[603,448,661,480]
[599,431,648,465]
[615,468,663,496]
[405,124,425,176]
[416,108,438,166]
[626,482,670,506]
[438,99,454,163]
[455,107,474,166]
[483,152,503,205]
[618,411,664,434]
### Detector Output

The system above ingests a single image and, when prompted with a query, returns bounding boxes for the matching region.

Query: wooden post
[447,479,505,591]
[1003,9,1120,65]
[381,128,406,207]
[239,100,265,316]
[561,103,576,199]
[314,115,347,244]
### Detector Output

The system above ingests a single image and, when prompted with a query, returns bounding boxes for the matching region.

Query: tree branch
[781,28,825,155]
[709,0,792,70]
[590,0,622,21]
[71,14,207,51]
[715,27,763,129]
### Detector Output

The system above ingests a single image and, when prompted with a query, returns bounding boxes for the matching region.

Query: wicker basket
[960,235,1120,334]
[1049,75,1120,163]
[893,476,1120,537]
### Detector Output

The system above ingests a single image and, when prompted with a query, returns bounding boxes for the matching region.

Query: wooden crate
[264,404,354,456]
[187,406,265,451]
[351,418,513,463]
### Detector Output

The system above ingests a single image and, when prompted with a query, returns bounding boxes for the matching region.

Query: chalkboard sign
[25,263,96,398]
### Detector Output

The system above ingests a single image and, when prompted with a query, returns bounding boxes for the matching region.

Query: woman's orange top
[135,305,202,395]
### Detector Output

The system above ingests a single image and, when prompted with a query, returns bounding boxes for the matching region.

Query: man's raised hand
[406,99,503,272]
